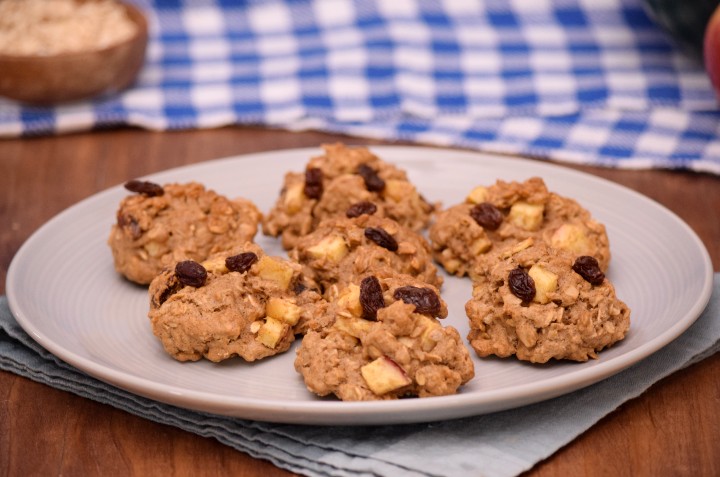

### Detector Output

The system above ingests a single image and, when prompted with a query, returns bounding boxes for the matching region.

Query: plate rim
[6,145,714,425]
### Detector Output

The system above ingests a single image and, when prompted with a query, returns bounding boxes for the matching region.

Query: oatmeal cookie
[295,289,474,401]
[429,177,610,277]
[109,180,261,285]
[148,243,326,362]
[263,143,434,249]
[290,214,442,296]
[465,239,630,363]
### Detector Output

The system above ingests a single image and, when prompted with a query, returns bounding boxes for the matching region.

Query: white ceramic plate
[7,146,713,425]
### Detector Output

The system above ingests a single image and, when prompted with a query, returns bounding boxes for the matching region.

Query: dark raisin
[469,202,504,230]
[175,260,207,287]
[508,267,535,302]
[124,179,164,197]
[393,286,442,316]
[360,276,385,320]
[364,227,398,251]
[357,164,385,192]
[117,213,142,239]
[292,281,308,295]
[346,201,377,218]
[225,252,258,274]
[156,275,182,307]
[572,256,605,285]
[304,167,323,199]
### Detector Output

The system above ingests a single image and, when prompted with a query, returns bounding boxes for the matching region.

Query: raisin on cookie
[295,275,473,401]
[148,243,326,362]
[263,143,434,249]
[429,177,610,278]
[109,181,261,285]
[465,239,630,363]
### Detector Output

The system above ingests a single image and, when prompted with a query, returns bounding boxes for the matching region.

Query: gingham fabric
[2,0,719,174]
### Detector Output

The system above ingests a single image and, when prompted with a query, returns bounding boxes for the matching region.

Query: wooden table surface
[1,127,718,476]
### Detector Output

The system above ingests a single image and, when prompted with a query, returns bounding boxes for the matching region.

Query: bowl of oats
[0,0,148,104]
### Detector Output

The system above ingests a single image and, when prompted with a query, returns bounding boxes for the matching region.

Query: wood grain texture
[1,127,718,477]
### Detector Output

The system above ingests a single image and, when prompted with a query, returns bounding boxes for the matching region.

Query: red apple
[704,4,720,97]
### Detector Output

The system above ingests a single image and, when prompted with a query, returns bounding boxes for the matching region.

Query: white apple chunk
[465,186,488,204]
[383,179,413,202]
[306,235,349,262]
[550,224,590,256]
[256,317,290,349]
[333,315,372,338]
[265,297,302,325]
[361,356,412,395]
[528,264,558,304]
[201,256,229,275]
[284,182,306,214]
[507,201,544,231]
[255,256,295,290]
[336,284,363,318]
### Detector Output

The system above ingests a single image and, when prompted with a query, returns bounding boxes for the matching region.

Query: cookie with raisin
[295,275,473,401]
[429,177,610,278]
[263,143,434,249]
[109,180,261,285]
[465,239,630,363]
[148,243,326,362]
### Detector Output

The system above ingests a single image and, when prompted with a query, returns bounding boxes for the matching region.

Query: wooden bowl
[0,1,148,105]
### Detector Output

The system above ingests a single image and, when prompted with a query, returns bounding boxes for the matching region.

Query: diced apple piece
[336,284,363,317]
[465,186,488,204]
[550,224,590,255]
[201,256,228,275]
[417,315,442,351]
[470,236,492,255]
[507,201,544,231]
[499,237,535,259]
[306,235,349,262]
[443,258,462,275]
[360,356,412,395]
[284,182,306,214]
[143,241,164,258]
[256,317,290,349]
[265,297,302,325]
[528,264,558,304]
[333,315,372,338]
[383,179,413,202]
[255,256,295,289]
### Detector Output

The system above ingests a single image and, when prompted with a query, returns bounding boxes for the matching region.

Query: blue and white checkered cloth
[2,0,719,174]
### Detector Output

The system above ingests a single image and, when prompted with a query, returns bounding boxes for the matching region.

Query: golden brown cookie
[263,143,434,249]
[465,239,630,363]
[295,282,474,400]
[429,177,610,278]
[109,180,261,284]
[148,243,326,362]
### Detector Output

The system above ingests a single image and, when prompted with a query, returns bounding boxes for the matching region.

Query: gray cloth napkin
[1,275,719,477]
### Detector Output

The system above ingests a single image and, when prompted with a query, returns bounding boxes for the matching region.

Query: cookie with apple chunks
[263,143,434,250]
[289,214,442,297]
[109,180,261,285]
[148,243,326,363]
[465,239,630,363]
[295,281,474,401]
[429,177,610,278]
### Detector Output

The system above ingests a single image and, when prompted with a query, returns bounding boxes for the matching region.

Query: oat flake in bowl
[0,0,148,104]
[0,0,138,56]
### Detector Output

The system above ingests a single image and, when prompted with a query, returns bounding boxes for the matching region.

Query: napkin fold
[1,274,718,477]
[1,0,719,174]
